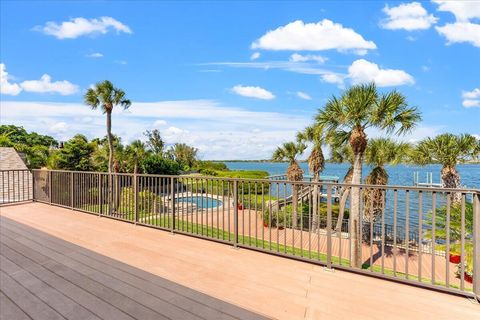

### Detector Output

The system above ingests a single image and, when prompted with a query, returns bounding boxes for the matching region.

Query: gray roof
[0,147,28,170]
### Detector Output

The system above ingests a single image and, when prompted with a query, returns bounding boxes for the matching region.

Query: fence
[0,169,32,204]
[1,169,479,300]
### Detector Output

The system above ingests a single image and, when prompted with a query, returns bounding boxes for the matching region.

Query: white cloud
[231,85,275,100]
[0,100,309,159]
[250,52,261,60]
[462,88,480,108]
[435,22,480,47]
[289,53,327,63]
[153,119,167,127]
[433,1,480,21]
[35,16,132,39]
[20,74,79,95]
[0,63,22,96]
[251,19,376,54]
[347,59,415,87]
[114,60,128,65]
[49,122,68,133]
[381,2,438,30]
[296,91,312,100]
[86,52,103,58]
[321,73,345,87]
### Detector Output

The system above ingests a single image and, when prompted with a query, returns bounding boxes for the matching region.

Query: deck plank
[1,221,248,320]
[0,213,269,320]
[1,202,478,320]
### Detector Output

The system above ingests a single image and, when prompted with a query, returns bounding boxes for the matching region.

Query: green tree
[84,81,131,174]
[144,129,165,155]
[51,135,94,171]
[411,133,480,202]
[363,138,410,221]
[272,141,306,228]
[167,143,198,170]
[315,83,421,267]
[297,125,325,230]
[141,154,181,175]
[125,140,149,173]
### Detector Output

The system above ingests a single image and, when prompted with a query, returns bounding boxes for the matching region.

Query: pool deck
[1,202,479,320]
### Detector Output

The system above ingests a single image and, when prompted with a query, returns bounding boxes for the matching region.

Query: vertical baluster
[431,192,437,285]
[460,193,465,291]
[418,191,423,282]
[393,189,398,277]
[327,185,332,268]
[445,194,451,288]
[405,190,410,279]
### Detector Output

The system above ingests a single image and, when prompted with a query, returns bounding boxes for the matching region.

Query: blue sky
[1,1,479,159]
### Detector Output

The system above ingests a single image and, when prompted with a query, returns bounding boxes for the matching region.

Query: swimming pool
[176,196,222,209]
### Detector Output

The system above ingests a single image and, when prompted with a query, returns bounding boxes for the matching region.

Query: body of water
[222,162,479,239]
[223,162,480,189]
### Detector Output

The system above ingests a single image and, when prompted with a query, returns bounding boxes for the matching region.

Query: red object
[464,272,473,284]
[237,203,243,210]
[449,254,461,264]
[263,221,269,228]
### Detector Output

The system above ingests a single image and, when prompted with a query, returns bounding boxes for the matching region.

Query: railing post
[233,180,239,248]
[31,170,36,202]
[48,170,52,204]
[134,174,138,224]
[70,171,74,209]
[326,185,332,269]
[171,176,175,233]
[98,173,102,217]
[473,192,480,302]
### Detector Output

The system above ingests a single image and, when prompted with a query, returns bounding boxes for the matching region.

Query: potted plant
[449,247,461,264]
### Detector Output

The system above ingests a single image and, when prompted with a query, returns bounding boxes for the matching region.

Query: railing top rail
[28,168,480,193]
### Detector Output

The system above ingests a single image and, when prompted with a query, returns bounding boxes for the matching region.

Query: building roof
[0,147,28,170]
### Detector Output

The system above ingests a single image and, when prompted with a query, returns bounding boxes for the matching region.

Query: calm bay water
[223,162,480,189]
[223,162,480,237]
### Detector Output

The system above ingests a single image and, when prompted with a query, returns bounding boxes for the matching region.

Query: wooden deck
[1,202,479,319]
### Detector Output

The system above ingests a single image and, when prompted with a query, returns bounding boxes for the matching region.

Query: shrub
[141,155,181,175]
[198,168,218,176]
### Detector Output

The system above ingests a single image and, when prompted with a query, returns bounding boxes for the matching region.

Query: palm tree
[412,133,480,203]
[272,141,306,228]
[126,140,148,174]
[363,138,410,222]
[297,125,325,230]
[316,83,421,267]
[85,81,131,172]
[329,141,354,231]
[84,80,131,213]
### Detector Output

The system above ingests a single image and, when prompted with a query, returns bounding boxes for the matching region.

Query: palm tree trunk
[311,173,319,230]
[106,111,114,214]
[442,165,461,203]
[335,167,353,233]
[350,152,363,268]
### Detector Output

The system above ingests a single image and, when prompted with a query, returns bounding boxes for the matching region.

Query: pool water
[176,196,222,209]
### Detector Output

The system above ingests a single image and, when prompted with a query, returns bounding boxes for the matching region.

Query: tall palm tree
[84,80,131,173]
[297,125,325,230]
[126,140,148,174]
[363,138,410,221]
[412,133,480,203]
[84,80,131,213]
[272,141,306,228]
[316,83,421,267]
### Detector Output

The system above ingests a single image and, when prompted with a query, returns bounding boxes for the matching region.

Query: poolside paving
[1,202,479,320]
